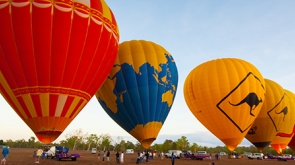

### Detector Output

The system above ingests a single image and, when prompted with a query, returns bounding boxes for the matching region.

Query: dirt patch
[2,148,294,165]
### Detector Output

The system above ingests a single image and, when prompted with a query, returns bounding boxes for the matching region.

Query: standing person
[103,150,106,161]
[41,150,46,162]
[97,151,101,161]
[139,152,143,163]
[35,148,43,163]
[1,146,10,165]
[116,151,120,164]
[145,151,149,163]
[171,152,176,165]
[120,151,124,164]
[106,150,110,161]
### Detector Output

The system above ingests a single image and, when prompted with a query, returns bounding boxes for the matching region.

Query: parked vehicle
[190,151,210,160]
[91,148,97,154]
[46,146,56,158]
[219,152,227,156]
[277,154,294,161]
[55,146,81,161]
[165,150,182,159]
[247,153,263,160]
[126,149,134,154]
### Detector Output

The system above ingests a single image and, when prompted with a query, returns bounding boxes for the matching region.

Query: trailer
[55,146,81,161]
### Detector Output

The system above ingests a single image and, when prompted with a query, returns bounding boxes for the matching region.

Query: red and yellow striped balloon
[0,0,119,143]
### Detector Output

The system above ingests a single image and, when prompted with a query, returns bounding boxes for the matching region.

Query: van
[91,148,97,154]
[197,151,207,155]
[126,149,134,154]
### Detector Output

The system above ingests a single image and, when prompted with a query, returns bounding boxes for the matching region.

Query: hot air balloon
[0,0,119,143]
[271,89,295,153]
[245,79,287,152]
[183,58,265,151]
[96,40,178,148]
[287,91,295,151]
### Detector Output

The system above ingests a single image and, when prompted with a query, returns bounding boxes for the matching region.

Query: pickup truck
[165,150,182,159]
[247,153,263,160]
[190,153,210,160]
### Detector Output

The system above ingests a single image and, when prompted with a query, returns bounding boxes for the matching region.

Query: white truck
[247,153,264,160]
[165,150,182,159]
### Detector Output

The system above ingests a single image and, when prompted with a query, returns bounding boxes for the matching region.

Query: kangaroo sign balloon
[184,58,265,151]
[0,0,119,143]
[245,79,287,152]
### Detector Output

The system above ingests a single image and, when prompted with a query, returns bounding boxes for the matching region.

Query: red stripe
[31,94,42,117]
[49,94,58,116]
[90,0,103,13]
[11,4,38,87]
[50,7,72,87]
[60,96,74,117]
[69,98,83,118]
[17,96,32,118]
[32,3,52,86]
[62,11,88,89]
[276,125,295,137]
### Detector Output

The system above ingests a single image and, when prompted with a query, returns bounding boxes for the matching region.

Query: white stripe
[33,2,52,8]
[11,2,30,7]
[74,9,89,18]
[55,4,72,12]
[0,2,9,9]
[74,0,90,8]
[55,95,67,116]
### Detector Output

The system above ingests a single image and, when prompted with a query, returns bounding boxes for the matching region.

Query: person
[103,150,106,161]
[97,151,101,161]
[106,150,110,161]
[35,148,43,163]
[171,152,176,165]
[139,152,143,163]
[120,151,124,164]
[209,152,212,160]
[145,151,149,163]
[1,146,10,165]
[136,152,140,164]
[33,149,37,163]
[116,151,120,164]
[41,150,46,162]
[161,151,164,160]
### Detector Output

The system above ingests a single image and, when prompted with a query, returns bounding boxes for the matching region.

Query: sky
[1,0,295,148]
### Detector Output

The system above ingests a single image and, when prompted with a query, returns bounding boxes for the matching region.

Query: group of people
[1,146,10,165]
[97,150,124,164]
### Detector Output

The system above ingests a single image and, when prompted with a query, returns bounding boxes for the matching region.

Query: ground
[3,148,295,165]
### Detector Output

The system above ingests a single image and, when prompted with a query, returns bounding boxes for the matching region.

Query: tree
[176,136,190,150]
[86,134,99,151]
[113,136,123,151]
[99,134,113,150]
[190,143,198,153]
[28,136,35,148]
[65,128,87,150]
[162,139,173,152]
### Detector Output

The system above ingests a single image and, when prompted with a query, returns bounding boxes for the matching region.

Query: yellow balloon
[271,89,295,154]
[245,79,287,152]
[184,58,265,151]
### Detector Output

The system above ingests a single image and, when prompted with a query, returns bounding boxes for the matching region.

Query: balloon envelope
[96,40,178,148]
[271,89,295,153]
[245,79,287,152]
[0,0,119,143]
[184,58,265,151]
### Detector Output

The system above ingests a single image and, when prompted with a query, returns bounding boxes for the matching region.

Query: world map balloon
[96,40,178,148]
[184,58,265,151]
[0,0,119,143]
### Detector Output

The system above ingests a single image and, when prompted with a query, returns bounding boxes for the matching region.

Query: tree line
[1,129,294,156]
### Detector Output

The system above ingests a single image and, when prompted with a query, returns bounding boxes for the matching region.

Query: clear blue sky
[1,0,295,147]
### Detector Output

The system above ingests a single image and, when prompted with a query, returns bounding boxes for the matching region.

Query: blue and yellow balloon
[96,40,178,148]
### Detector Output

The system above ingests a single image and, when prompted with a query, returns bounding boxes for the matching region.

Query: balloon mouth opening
[141,138,156,149]
[35,130,62,144]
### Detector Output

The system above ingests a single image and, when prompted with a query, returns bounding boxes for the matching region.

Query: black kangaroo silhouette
[229,92,262,116]
[275,106,288,121]
[248,126,257,134]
